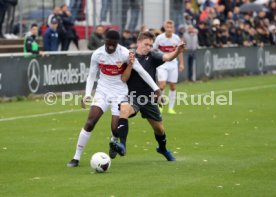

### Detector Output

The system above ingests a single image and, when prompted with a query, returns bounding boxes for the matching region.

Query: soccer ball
[90,152,111,173]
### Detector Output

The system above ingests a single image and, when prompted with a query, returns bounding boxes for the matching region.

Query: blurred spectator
[0,0,8,38]
[235,27,244,46]
[210,19,221,47]
[100,0,112,24]
[233,6,242,21]
[219,24,230,46]
[119,30,135,49]
[4,0,17,39]
[87,25,105,50]
[48,7,65,49]
[177,24,186,40]
[122,0,141,32]
[197,21,211,47]
[60,4,78,51]
[48,7,62,27]
[13,19,28,36]
[184,25,198,81]
[43,17,59,51]
[24,23,40,54]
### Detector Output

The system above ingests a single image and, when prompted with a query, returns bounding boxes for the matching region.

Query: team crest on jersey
[116,61,123,68]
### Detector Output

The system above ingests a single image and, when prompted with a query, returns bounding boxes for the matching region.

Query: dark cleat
[156,147,176,161]
[67,159,79,167]
[109,145,118,159]
[109,141,126,156]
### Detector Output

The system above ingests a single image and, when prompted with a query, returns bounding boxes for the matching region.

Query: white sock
[169,90,176,109]
[73,128,91,160]
[110,131,118,142]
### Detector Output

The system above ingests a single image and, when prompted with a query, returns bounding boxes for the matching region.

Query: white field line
[0,84,276,122]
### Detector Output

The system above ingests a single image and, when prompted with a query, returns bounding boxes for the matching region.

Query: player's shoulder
[91,45,105,59]
[172,33,181,41]
[117,44,129,53]
[156,33,165,40]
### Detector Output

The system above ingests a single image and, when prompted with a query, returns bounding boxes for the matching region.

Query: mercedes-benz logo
[257,47,264,72]
[27,59,40,93]
[204,50,212,77]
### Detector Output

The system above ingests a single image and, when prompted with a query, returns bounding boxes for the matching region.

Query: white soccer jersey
[85,44,159,98]
[153,33,181,64]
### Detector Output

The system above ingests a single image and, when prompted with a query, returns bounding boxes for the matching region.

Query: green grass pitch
[0,75,276,197]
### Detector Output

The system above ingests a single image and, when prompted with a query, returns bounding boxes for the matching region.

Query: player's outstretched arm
[82,54,99,108]
[132,60,159,92]
[162,41,185,62]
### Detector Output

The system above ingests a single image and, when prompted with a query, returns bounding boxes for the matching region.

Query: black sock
[117,118,128,147]
[155,133,167,152]
[111,130,119,138]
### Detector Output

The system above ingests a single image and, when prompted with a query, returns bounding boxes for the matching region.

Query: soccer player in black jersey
[109,31,185,161]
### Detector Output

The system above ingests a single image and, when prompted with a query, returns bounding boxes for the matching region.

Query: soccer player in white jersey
[67,30,160,167]
[153,20,185,114]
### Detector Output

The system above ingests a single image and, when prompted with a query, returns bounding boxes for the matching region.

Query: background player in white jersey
[67,30,161,167]
[153,20,185,114]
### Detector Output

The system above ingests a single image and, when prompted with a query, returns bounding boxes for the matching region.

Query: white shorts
[157,61,178,83]
[92,90,127,116]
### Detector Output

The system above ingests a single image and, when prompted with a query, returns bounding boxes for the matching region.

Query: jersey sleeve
[132,59,159,91]
[85,52,100,97]
[151,51,165,67]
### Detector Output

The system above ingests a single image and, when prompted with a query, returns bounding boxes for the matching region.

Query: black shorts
[124,96,162,122]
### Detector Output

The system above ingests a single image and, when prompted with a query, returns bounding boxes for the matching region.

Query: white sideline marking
[188,84,276,98]
[0,84,276,122]
[0,109,85,122]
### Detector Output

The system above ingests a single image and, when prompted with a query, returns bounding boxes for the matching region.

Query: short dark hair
[105,30,120,41]
[31,23,38,29]
[137,31,155,41]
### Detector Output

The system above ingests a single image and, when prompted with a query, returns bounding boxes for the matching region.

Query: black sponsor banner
[196,46,276,80]
[0,54,91,97]
[1,47,276,97]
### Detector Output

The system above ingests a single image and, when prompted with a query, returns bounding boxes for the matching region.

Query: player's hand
[128,50,135,66]
[177,42,186,53]
[154,89,165,105]
[81,96,92,109]
[179,64,184,72]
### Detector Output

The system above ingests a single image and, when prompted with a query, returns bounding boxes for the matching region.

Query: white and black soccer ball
[90,152,111,173]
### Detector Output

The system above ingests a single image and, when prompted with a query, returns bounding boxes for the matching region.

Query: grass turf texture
[0,75,276,197]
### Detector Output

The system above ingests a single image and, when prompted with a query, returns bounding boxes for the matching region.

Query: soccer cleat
[67,159,79,167]
[156,147,176,161]
[109,136,118,159]
[109,141,126,156]
[168,108,176,114]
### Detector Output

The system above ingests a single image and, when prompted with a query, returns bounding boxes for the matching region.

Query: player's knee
[120,104,132,118]
[84,118,97,132]
[169,83,176,91]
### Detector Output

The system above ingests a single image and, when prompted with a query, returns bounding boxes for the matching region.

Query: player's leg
[67,106,104,167]
[67,92,108,167]
[109,102,136,157]
[157,66,168,112]
[109,115,119,159]
[167,64,178,114]
[147,119,176,161]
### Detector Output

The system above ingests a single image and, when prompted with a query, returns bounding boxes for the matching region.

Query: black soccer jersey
[127,51,164,96]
